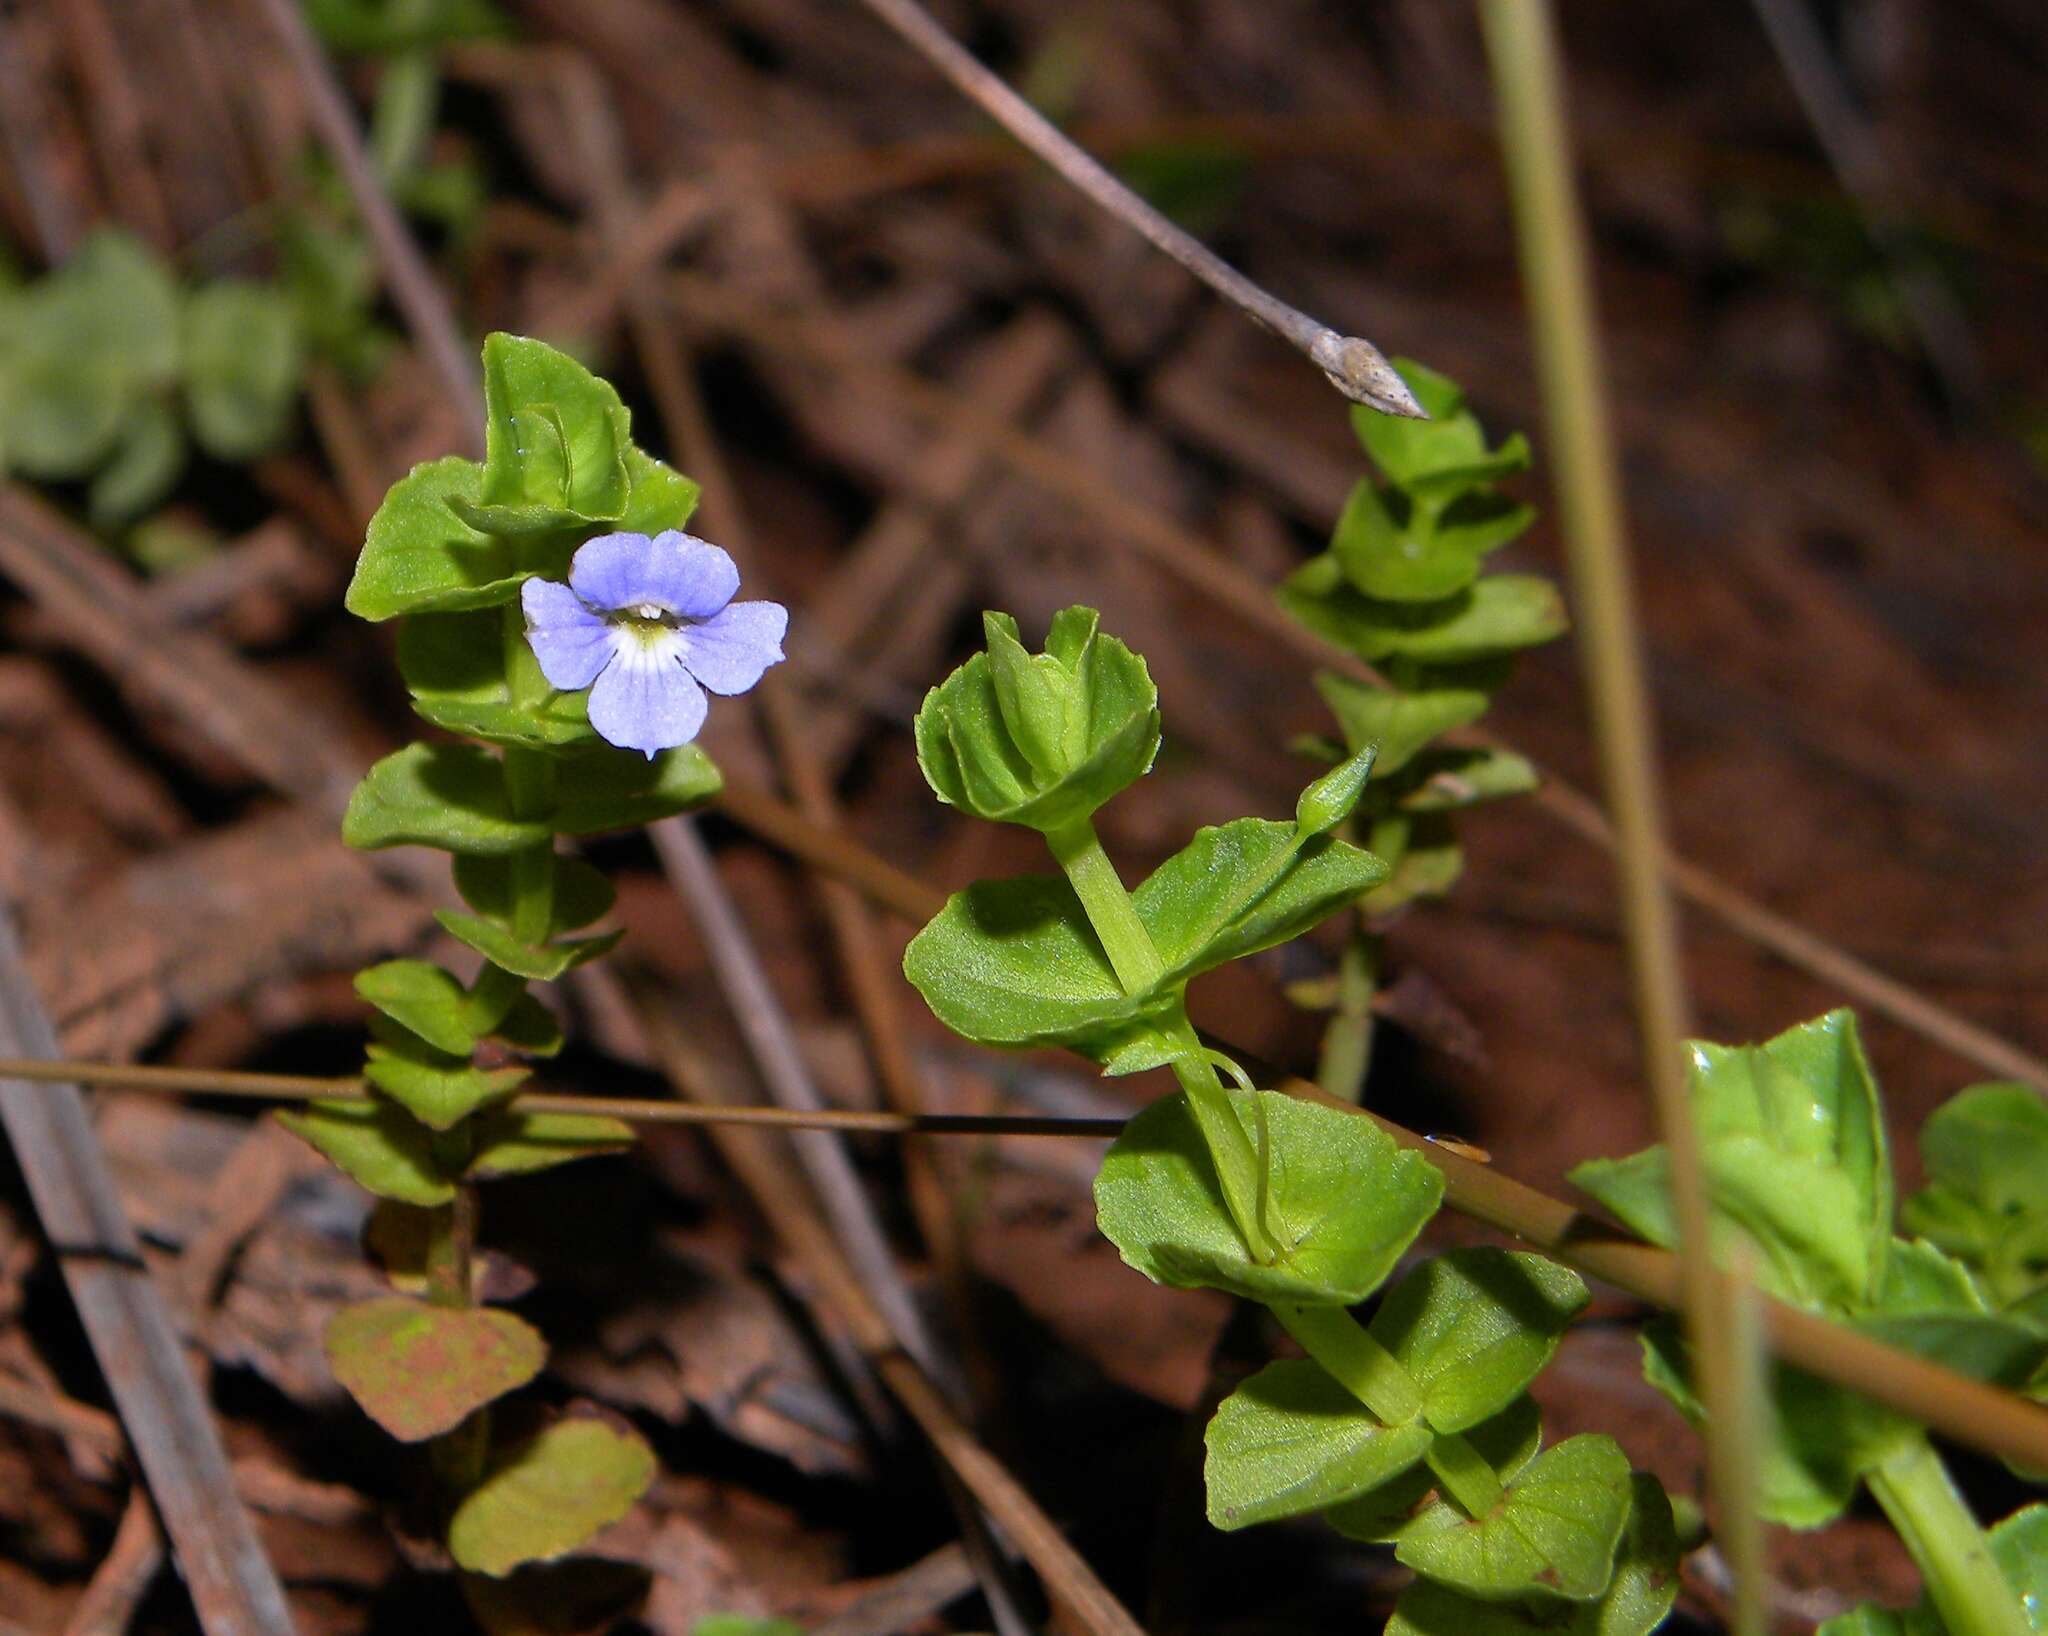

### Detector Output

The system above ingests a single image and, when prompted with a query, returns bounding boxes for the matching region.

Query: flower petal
[585,630,707,756]
[679,600,789,696]
[522,577,614,692]
[570,530,738,617]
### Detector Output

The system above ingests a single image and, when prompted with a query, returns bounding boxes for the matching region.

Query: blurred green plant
[1278,358,1564,1100]
[0,230,301,528]
[1574,1012,2046,1636]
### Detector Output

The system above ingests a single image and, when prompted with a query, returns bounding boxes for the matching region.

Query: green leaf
[453,853,617,934]
[904,875,1178,1070]
[1919,1082,2048,1219]
[435,909,625,982]
[1313,672,1489,776]
[1330,480,1480,603]
[1353,360,1531,499]
[356,959,477,1056]
[182,281,301,459]
[1204,1358,1433,1528]
[305,0,508,53]
[906,826,1387,1073]
[365,1021,529,1129]
[1819,1607,1935,1636]
[1398,748,1540,813]
[0,231,179,478]
[1295,745,1380,837]
[469,1109,635,1179]
[1326,1394,1542,1543]
[1395,1433,1633,1603]
[399,611,603,752]
[448,1415,657,1577]
[325,1296,545,1442]
[691,1617,804,1636]
[914,607,1160,833]
[87,398,186,526]
[1278,561,1568,666]
[276,1098,455,1205]
[471,332,631,526]
[1385,1472,1680,1636]
[1818,1503,2048,1636]
[1573,1009,1890,1310]
[548,743,723,834]
[1639,1318,1897,1528]
[1371,1250,1589,1433]
[1094,1088,1442,1306]
[490,992,566,1059]
[346,456,558,621]
[1140,819,1388,985]
[618,446,701,535]
[343,742,551,856]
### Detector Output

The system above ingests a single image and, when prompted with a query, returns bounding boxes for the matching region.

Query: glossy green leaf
[1325,1394,1542,1544]
[1278,560,1569,666]
[903,875,1178,1070]
[452,853,617,934]
[86,398,186,525]
[346,456,554,621]
[1395,1433,1633,1603]
[914,607,1160,833]
[1094,1088,1442,1306]
[547,743,722,834]
[343,742,551,856]
[1330,479,1481,603]
[1204,1358,1433,1529]
[1140,820,1388,985]
[448,1416,657,1577]
[470,332,631,527]
[618,446,701,534]
[326,1296,544,1442]
[907,822,1385,1072]
[1572,1009,1890,1310]
[1313,673,1488,776]
[356,959,476,1056]
[398,611,603,752]
[434,909,624,982]
[365,1021,529,1129]
[691,1617,804,1636]
[468,1109,635,1179]
[1294,745,1380,837]
[1917,1083,2048,1218]
[276,1097,455,1205]
[182,280,301,459]
[1371,1250,1589,1433]
[1818,1607,1934,1636]
[1385,1473,1680,1636]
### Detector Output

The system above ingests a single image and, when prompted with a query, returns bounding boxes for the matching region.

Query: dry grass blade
[0,907,295,1636]
[848,0,1421,417]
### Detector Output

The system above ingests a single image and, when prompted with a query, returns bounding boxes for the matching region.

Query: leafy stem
[1866,1435,2031,1636]
[1047,818,1276,1261]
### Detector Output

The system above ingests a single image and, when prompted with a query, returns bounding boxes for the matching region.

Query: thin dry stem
[849,0,1422,417]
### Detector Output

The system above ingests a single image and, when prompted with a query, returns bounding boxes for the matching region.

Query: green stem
[1045,819,1164,993]
[1424,1432,1506,1520]
[1046,819,1275,1261]
[423,1141,491,1495]
[500,604,559,947]
[1867,1435,2030,1636]
[1315,922,1380,1104]
[1277,1305,1422,1426]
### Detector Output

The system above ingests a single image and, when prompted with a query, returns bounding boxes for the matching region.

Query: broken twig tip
[1310,332,1429,419]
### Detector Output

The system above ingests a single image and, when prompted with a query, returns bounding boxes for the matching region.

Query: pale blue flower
[521,531,787,756]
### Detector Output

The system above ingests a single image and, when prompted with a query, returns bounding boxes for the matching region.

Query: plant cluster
[1572,1012,2046,1636]
[0,229,302,528]
[283,333,782,1601]
[904,609,1682,1635]
[1277,360,1566,1099]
